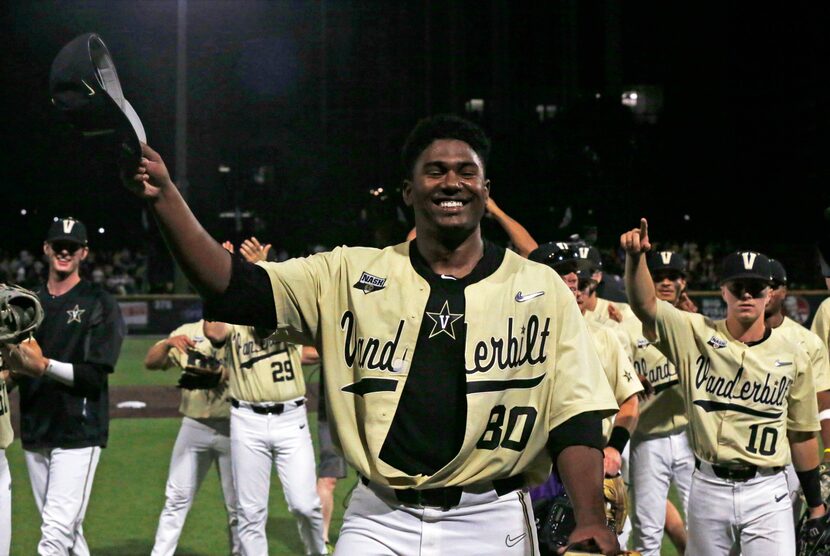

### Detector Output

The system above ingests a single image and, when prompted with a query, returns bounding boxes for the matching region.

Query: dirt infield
[8,385,320,437]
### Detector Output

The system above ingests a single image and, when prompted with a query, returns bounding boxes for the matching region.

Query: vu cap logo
[741,252,758,270]
[660,251,673,265]
[62,219,76,234]
[578,247,590,259]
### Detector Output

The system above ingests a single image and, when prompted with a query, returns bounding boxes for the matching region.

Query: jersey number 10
[745,423,777,456]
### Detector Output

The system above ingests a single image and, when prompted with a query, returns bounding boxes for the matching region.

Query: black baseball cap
[647,251,687,276]
[529,242,593,275]
[46,217,88,246]
[719,251,772,284]
[572,244,602,270]
[49,33,146,167]
[769,258,787,286]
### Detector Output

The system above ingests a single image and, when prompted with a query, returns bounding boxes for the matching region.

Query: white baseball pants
[0,450,10,556]
[336,481,537,555]
[24,446,100,556]
[230,402,325,555]
[629,430,694,555]
[152,417,240,556]
[687,464,794,555]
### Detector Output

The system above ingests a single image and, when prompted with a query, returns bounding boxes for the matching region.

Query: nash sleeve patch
[353,272,387,294]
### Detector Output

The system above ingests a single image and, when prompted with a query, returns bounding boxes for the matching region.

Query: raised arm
[621,218,658,336]
[123,143,232,296]
[485,197,538,257]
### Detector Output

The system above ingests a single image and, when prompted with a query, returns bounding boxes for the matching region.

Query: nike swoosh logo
[775,492,788,502]
[81,79,95,96]
[515,291,544,303]
[774,360,792,367]
[505,533,526,547]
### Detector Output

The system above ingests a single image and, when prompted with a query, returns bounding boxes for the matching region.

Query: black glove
[797,508,830,556]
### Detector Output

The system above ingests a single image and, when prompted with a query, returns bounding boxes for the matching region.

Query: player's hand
[122,143,174,200]
[559,521,620,555]
[603,447,622,477]
[484,197,502,219]
[0,339,48,378]
[239,237,272,263]
[677,291,698,313]
[619,218,651,256]
[166,335,195,354]
[637,373,654,401]
[607,304,623,323]
[221,241,235,254]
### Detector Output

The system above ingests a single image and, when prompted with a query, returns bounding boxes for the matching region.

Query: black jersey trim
[409,239,505,286]
[239,350,285,369]
[653,379,680,395]
[466,374,545,394]
[342,378,398,396]
[693,399,782,418]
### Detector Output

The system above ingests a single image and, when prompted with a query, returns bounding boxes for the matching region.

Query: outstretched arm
[485,198,538,257]
[789,431,827,519]
[622,218,658,337]
[123,144,232,296]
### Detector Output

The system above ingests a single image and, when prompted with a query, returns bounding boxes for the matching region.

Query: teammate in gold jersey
[144,320,239,556]
[622,218,825,556]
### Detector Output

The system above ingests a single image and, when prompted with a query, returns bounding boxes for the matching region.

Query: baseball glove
[0,283,44,344]
[534,495,576,555]
[819,463,830,504]
[603,474,628,535]
[183,348,222,376]
[796,509,830,556]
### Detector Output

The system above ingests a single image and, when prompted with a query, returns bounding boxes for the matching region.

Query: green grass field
[7,337,682,555]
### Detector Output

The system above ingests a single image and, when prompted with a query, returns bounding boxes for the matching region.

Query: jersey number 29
[271,360,295,383]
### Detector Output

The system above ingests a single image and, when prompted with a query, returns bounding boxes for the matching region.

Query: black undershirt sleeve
[72,362,112,396]
[203,253,277,329]
[546,410,605,463]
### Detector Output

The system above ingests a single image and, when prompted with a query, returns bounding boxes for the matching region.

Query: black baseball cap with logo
[529,242,593,275]
[769,258,787,286]
[647,251,687,276]
[46,217,88,246]
[719,251,772,285]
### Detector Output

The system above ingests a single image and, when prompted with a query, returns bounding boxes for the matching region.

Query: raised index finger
[639,218,648,239]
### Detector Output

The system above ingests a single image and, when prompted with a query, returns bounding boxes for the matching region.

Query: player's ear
[43,242,50,256]
[80,247,89,261]
[483,178,491,194]
[402,179,414,206]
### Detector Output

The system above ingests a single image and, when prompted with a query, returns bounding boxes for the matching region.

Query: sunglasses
[725,280,769,299]
[653,271,683,282]
[50,241,84,254]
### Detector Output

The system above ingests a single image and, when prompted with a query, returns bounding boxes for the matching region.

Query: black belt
[360,474,524,510]
[694,457,783,482]
[230,398,304,415]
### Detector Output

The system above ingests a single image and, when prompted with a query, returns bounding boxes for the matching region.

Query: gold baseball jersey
[164,321,230,420]
[777,316,830,393]
[225,325,306,404]
[654,300,819,467]
[0,379,11,449]
[586,319,643,441]
[811,298,830,353]
[257,242,618,488]
[629,322,688,438]
[585,298,636,360]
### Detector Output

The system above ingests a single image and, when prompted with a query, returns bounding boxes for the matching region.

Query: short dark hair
[401,114,491,179]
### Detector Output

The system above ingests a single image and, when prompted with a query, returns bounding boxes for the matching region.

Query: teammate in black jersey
[2,217,124,555]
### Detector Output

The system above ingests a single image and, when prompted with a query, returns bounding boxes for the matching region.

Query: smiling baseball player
[622,218,826,555]
[124,114,621,555]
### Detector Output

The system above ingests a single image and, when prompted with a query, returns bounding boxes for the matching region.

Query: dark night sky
[0,1,824,265]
